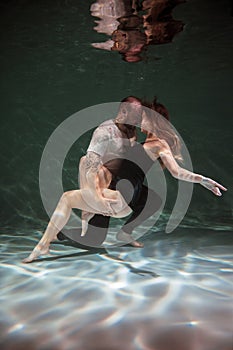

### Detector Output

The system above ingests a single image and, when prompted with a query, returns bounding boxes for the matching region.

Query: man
[60,96,162,247]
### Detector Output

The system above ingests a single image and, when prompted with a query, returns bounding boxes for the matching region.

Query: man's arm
[84,125,110,189]
[85,151,102,193]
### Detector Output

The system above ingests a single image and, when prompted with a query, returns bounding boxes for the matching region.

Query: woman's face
[140,112,150,134]
[141,126,148,134]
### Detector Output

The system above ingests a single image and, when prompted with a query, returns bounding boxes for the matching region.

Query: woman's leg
[81,211,95,237]
[22,190,94,263]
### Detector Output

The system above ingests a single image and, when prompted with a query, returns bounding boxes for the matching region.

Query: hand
[90,192,115,216]
[200,177,227,196]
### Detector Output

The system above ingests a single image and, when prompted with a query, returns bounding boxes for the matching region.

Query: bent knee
[61,191,73,204]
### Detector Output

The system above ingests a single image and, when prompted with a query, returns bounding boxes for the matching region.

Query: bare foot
[22,244,50,263]
[129,240,144,248]
[81,212,94,237]
[117,231,144,248]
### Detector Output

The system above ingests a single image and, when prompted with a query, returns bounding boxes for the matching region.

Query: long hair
[143,96,183,162]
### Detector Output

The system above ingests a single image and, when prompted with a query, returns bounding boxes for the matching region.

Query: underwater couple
[23,96,227,263]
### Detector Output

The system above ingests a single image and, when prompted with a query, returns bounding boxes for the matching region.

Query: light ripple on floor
[0,227,232,350]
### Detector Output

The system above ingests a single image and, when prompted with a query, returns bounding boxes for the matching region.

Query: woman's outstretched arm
[157,141,227,196]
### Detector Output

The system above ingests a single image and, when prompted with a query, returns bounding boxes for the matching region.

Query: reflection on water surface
[91,0,185,62]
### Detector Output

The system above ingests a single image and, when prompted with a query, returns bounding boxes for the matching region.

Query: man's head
[116,96,143,126]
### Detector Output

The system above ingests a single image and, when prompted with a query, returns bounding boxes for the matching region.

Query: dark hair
[142,96,169,120]
[121,96,142,104]
[151,96,169,121]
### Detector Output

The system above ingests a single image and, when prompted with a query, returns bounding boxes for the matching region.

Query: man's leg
[117,185,162,246]
[124,185,162,233]
[59,215,110,247]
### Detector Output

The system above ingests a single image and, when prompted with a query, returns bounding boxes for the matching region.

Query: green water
[0,0,232,229]
[0,2,233,349]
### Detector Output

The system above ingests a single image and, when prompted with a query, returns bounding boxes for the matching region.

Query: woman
[22,157,133,263]
[23,101,227,263]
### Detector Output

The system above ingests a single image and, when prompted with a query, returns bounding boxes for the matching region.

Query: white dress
[78,156,132,218]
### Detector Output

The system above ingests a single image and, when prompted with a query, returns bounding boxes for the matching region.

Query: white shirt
[87,119,131,163]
